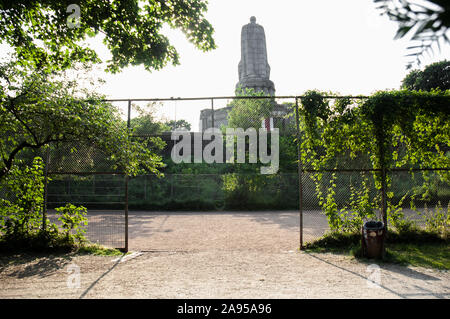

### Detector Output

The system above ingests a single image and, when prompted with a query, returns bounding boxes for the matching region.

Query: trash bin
[361,221,385,259]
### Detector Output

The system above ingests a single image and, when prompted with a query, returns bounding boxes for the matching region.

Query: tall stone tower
[199,16,291,131]
[236,16,275,95]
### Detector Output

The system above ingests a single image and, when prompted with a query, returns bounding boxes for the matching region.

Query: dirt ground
[0,212,449,299]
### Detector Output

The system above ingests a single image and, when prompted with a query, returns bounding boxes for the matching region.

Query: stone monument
[199,17,291,131]
[236,16,275,95]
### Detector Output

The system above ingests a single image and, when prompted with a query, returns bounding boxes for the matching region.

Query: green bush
[0,157,90,252]
[55,203,88,244]
[0,157,45,240]
[419,201,449,239]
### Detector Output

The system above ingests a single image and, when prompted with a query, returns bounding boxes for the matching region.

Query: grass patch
[75,244,124,256]
[304,230,450,270]
[304,232,361,253]
[383,244,449,270]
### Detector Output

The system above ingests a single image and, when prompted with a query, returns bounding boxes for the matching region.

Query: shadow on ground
[305,252,447,299]
[0,253,73,279]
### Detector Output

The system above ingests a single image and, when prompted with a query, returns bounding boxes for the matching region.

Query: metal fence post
[42,145,50,232]
[295,97,304,250]
[381,166,388,232]
[124,174,129,252]
[124,100,132,252]
[127,99,132,129]
[211,98,214,128]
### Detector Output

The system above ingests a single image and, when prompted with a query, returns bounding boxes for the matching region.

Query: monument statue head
[250,16,256,24]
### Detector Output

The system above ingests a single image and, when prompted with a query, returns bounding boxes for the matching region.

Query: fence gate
[43,142,128,251]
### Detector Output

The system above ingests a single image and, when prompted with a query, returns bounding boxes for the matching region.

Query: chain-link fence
[2,95,448,251]
[46,173,126,249]
[44,142,127,250]
[299,169,450,243]
[0,141,128,250]
[113,95,446,248]
[52,96,450,249]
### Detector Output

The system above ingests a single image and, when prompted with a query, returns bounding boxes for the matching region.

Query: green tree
[0,157,45,240]
[0,60,163,180]
[227,87,273,130]
[401,60,450,91]
[130,102,171,135]
[166,119,191,131]
[0,0,216,72]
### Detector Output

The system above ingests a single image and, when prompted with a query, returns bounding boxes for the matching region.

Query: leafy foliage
[0,61,164,179]
[419,201,449,238]
[166,119,192,131]
[0,0,216,73]
[55,203,88,243]
[0,157,90,251]
[401,60,450,91]
[375,0,450,68]
[227,87,273,130]
[130,102,171,135]
[299,89,450,233]
[0,157,45,239]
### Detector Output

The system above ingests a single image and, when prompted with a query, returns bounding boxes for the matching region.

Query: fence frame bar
[103,95,370,103]
[122,100,132,252]
[295,97,304,250]
[211,98,214,129]
[42,145,50,232]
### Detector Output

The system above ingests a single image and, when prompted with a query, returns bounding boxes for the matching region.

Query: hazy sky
[83,0,449,130]
[2,0,448,130]
[92,0,449,97]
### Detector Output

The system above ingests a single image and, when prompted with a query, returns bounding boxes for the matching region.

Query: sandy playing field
[127,210,328,252]
[0,211,448,299]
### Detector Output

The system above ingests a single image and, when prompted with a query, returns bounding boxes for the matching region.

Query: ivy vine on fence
[299,89,450,234]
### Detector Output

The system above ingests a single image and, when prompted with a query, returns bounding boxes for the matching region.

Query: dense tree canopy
[0,0,216,72]
[401,60,450,91]
[0,61,163,179]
